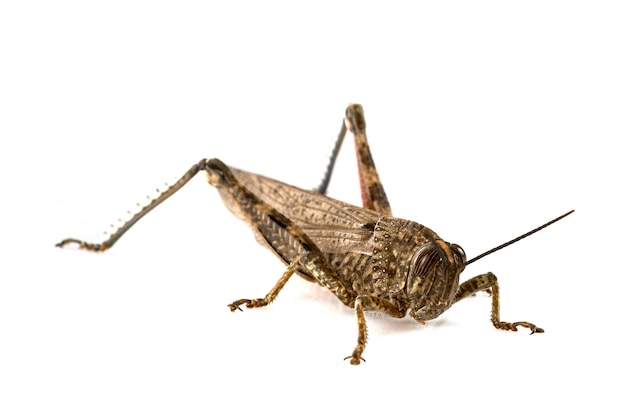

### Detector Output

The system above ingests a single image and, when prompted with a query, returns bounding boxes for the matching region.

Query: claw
[55,238,107,251]
[498,321,544,334]
[344,344,366,365]
[514,321,544,334]
[228,299,253,312]
[343,354,366,365]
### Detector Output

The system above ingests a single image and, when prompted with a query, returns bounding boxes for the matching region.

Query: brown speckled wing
[230,167,380,255]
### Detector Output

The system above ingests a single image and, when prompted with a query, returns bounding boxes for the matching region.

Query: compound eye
[451,244,466,265]
[410,243,442,278]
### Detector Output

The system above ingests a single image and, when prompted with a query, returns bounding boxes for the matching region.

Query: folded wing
[230,167,380,255]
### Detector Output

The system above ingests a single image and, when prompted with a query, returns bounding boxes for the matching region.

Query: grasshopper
[57,104,573,364]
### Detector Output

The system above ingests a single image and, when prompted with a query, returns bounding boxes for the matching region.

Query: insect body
[57,104,573,364]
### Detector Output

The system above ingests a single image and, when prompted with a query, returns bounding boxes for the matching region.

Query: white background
[1,1,624,419]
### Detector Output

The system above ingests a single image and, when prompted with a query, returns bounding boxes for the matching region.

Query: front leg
[454,272,544,334]
[345,295,407,365]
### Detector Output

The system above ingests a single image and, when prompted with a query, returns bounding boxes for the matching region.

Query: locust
[57,104,574,365]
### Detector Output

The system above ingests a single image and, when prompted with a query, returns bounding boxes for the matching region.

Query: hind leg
[315,104,392,216]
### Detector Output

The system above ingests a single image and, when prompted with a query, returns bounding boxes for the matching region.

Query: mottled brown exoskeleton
[57,104,573,364]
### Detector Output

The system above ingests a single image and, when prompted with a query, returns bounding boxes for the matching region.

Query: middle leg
[208,158,356,309]
[228,257,301,311]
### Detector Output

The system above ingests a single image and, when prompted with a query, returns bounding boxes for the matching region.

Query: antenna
[466,209,574,266]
